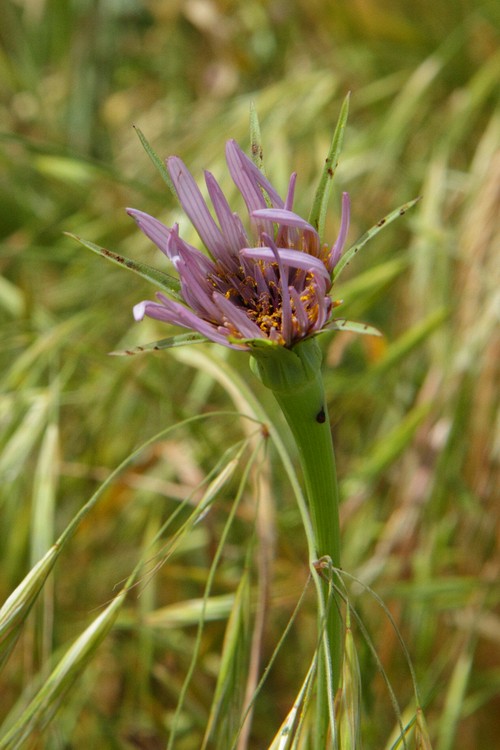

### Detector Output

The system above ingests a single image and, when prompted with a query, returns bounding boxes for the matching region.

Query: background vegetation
[1,0,499,747]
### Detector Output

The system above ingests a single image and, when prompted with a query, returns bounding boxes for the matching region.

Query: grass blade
[0,588,128,749]
[0,547,60,672]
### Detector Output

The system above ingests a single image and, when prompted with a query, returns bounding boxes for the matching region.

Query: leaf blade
[333,197,421,281]
[323,319,382,337]
[110,332,209,356]
[308,92,350,237]
[133,125,177,199]
[66,233,182,299]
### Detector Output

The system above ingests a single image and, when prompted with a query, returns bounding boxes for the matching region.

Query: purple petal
[284,173,297,211]
[314,283,332,329]
[225,141,285,239]
[133,300,150,322]
[252,207,321,254]
[167,156,227,259]
[328,192,350,270]
[175,258,221,319]
[204,170,248,258]
[166,223,215,275]
[127,209,172,258]
[251,207,318,237]
[241,246,331,286]
[225,141,268,217]
[134,294,235,348]
[289,287,309,334]
[225,140,284,209]
[252,260,268,296]
[212,293,265,340]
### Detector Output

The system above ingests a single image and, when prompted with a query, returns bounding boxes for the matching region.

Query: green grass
[1,0,499,747]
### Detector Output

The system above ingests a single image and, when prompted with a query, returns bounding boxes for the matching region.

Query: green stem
[250,338,343,734]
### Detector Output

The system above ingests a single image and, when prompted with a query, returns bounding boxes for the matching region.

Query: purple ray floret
[129,140,350,349]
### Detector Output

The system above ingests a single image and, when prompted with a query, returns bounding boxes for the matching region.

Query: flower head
[128,140,350,350]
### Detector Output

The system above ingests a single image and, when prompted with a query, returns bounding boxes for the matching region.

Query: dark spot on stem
[316,406,326,423]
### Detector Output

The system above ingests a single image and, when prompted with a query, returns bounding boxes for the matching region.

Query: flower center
[208,257,326,344]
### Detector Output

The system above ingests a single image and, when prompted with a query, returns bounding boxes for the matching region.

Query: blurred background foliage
[0,0,499,748]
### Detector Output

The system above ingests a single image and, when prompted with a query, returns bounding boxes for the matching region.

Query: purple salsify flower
[128,140,350,350]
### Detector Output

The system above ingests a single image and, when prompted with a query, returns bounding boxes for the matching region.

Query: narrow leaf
[66,233,182,299]
[333,197,421,281]
[133,125,177,199]
[229,336,276,351]
[309,92,350,237]
[110,332,209,356]
[323,319,382,337]
[249,103,274,207]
